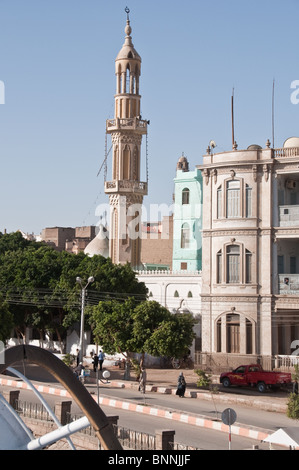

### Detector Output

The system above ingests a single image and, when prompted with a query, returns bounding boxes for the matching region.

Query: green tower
[172,154,202,272]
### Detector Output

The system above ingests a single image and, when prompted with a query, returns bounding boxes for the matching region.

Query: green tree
[287,364,299,420]
[87,298,136,359]
[0,294,13,342]
[0,244,65,343]
[58,254,147,329]
[0,231,39,254]
[0,232,148,351]
[131,301,196,366]
[88,299,197,367]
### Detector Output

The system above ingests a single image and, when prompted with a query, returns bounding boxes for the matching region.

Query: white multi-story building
[197,138,299,369]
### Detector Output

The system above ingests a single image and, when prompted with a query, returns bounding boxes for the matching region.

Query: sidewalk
[92,365,289,413]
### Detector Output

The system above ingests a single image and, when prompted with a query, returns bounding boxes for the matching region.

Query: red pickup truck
[220,364,292,393]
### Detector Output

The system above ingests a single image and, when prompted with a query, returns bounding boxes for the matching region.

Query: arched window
[226,180,240,217]
[246,184,252,218]
[217,244,253,285]
[217,186,222,218]
[182,188,190,205]
[174,290,179,297]
[125,65,131,94]
[226,245,240,283]
[246,249,252,283]
[217,249,222,283]
[123,145,130,180]
[181,223,190,249]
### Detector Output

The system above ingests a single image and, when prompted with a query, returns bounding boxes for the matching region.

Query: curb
[0,376,273,442]
[103,379,288,414]
[96,393,271,442]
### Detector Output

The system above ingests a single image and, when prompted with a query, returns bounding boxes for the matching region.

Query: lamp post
[76,276,94,363]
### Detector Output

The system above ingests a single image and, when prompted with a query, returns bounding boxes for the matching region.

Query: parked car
[220,364,292,393]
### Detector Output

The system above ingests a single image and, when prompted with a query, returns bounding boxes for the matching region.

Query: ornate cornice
[200,295,260,303]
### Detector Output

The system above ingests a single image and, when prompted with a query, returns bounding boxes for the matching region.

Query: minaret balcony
[106,118,148,134]
[105,179,148,196]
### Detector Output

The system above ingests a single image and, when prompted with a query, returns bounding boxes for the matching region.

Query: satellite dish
[209,140,217,149]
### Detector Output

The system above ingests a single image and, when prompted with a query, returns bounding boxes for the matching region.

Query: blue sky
[0,0,298,235]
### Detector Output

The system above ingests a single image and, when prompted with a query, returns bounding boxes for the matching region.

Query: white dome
[283,137,299,148]
[84,225,109,258]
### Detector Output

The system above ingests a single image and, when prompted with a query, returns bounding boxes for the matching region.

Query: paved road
[1,365,293,450]
[90,384,293,432]
[0,382,278,450]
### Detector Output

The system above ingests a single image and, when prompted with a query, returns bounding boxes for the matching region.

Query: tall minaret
[105,8,148,268]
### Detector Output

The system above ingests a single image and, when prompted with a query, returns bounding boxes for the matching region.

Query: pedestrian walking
[93,353,99,372]
[176,372,186,397]
[98,350,105,371]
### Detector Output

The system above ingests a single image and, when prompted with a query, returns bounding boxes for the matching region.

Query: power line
[0,286,147,310]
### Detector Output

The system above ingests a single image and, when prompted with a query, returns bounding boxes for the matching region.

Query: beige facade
[140,216,173,269]
[41,226,96,253]
[198,140,299,368]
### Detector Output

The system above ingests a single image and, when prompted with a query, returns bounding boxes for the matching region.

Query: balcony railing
[105,180,148,195]
[274,147,299,158]
[278,274,299,295]
[106,118,148,133]
[279,205,299,226]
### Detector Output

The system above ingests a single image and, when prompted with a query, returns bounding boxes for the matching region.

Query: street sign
[221,408,237,426]
[221,408,237,450]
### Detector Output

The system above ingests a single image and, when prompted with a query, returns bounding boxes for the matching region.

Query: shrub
[287,393,299,420]
[195,369,212,389]
[62,353,75,367]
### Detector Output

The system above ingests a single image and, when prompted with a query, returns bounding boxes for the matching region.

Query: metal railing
[66,412,95,437]
[16,399,53,422]
[114,424,156,450]
[66,413,156,450]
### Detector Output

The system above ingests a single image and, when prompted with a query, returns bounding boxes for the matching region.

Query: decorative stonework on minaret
[105,8,148,268]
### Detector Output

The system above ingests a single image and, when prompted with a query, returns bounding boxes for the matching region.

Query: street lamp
[76,276,94,363]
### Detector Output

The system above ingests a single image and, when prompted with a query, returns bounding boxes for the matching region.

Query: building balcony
[278,274,299,295]
[105,180,148,195]
[106,118,148,134]
[279,205,299,227]
[274,147,299,158]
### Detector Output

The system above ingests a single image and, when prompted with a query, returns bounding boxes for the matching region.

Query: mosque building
[103,8,148,268]
[68,10,299,369]
[84,9,203,360]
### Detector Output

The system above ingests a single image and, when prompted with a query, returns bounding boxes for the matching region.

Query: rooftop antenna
[272,78,275,149]
[231,87,235,149]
